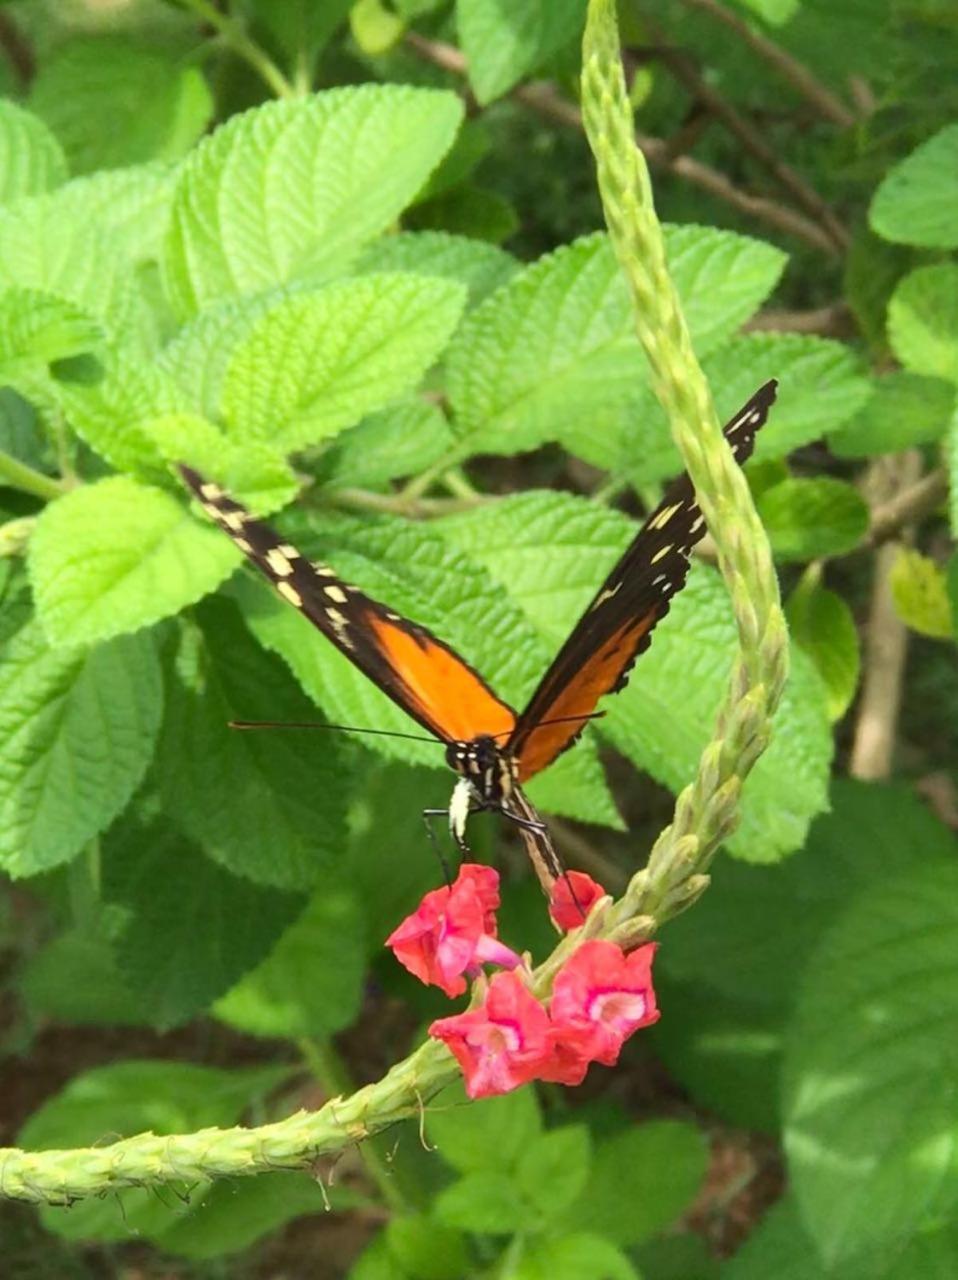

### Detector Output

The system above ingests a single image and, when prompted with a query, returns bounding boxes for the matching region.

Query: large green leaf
[28,36,212,175]
[457,0,586,103]
[437,492,832,861]
[163,86,463,317]
[44,163,179,266]
[356,230,518,309]
[154,599,351,890]
[786,571,860,720]
[783,859,958,1264]
[512,1234,639,1280]
[0,288,103,380]
[0,619,161,877]
[214,886,366,1038]
[220,274,466,451]
[757,476,869,561]
[831,372,955,457]
[0,100,66,203]
[888,264,958,384]
[321,398,453,489]
[103,818,305,1028]
[445,229,785,458]
[235,508,620,827]
[19,1060,289,1244]
[889,548,954,640]
[870,124,958,250]
[28,476,240,646]
[426,1080,542,1174]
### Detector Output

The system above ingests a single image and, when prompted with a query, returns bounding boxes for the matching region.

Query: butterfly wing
[509,380,778,782]
[178,466,517,745]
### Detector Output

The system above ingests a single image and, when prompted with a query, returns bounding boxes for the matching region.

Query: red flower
[429,970,552,1099]
[549,871,606,931]
[385,864,520,998]
[548,940,659,1067]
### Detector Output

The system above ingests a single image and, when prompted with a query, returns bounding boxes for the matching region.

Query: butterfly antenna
[229,720,443,745]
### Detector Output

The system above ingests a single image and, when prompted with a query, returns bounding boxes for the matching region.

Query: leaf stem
[181,0,295,99]
[0,448,64,502]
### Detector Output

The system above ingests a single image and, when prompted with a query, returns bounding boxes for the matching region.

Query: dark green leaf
[786,570,860,719]
[831,372,955,457]
[426,1080,541,1174]
[385,1215,471,1280]
[434,1170,527,1234]
[757,477,869,561]
[514,1125,592,1223]
[870,123,958,250]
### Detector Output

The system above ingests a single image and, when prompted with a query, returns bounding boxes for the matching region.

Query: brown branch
[867,468,949,547]
[849,453,922,781]
[676,0,857,129]
[404,31,839,257]
[641,30,849,251]
[327,486,485,519]
[745,302,854,338]
[0,12,34,86]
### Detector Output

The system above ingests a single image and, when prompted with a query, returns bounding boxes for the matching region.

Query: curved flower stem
[578,0,788,941]
[0,447,64,502]
[0,0,787,1208]
[180,0,295,99]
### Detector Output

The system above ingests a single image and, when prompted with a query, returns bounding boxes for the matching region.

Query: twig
[676,0,857,129]
[0,12,33,86]
[328,486,485,518]
[867,469,949,547]
[640,28,849,251]
[180,0,294,98]
[745,302,854,337]
[0,449,64,502]
[849,452,922,781]
[404,31,839,257]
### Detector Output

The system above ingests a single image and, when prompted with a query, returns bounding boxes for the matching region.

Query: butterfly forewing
[509,380,778,781]
[177,466,516,745]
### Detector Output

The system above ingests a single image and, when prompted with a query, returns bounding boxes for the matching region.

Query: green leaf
[434,1170,527,1234]
[783,859,958,1264]
[43,163,179,266]
[0,620,161,877]
[948,553,958,630]
[220,275,466,451]
[0,287,102,378]
[155,599,351,890]
[152,1171,343,1261]
[385,1215,470,1280]
[757,476,869,561]
[446,229,785,457]
[237,508,620,827]
[214,886,365,1037]
[357,231,518,309]
[322,398,453,489]
[28,36,212,175]
[569,1121,708,1245]
[410,184,519,245]
[786,570,860,719]
[511,1233,639,1280]
[20,914,147,1027]
[0,100,66,202]
[514,1125,592,1223]
[702,333,872,461]
[830,372,956,457]
[889,548,955,640]
[870,123,958,250]
[844,226,914,353]
[437,492,832,862]
[351,0,405,54]
[426,1080,542,1173]
[28,476,241,646]
[19,1059,289,1243]
[164,86,464,317]
[103,818,305,1029]
[888,264,958,384]
[243,0,352,62]
[457,0,586,103]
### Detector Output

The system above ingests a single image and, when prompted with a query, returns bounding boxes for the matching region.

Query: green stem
[0,448,64,502]
[298,1038,410,1215]
[181,0,295,99]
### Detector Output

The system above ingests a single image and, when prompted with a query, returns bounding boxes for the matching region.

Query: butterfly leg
[421,809,455,886]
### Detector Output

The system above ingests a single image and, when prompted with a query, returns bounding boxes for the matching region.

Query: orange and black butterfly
[178,379,776,893]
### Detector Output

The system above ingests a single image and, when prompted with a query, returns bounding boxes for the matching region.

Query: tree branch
[404,31,839,257]
[676,0,857,129]
[866,468,949,547]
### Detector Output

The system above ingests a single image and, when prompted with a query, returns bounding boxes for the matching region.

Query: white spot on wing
[276,581,302,607]
[324,584,348,604]
[265,547,294,577]
[651,544,672,564]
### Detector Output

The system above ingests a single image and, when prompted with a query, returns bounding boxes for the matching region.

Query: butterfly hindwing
[509,380,778,781]
[177,466,516,745]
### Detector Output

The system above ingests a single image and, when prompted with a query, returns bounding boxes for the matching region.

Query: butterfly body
[178,379,777,892]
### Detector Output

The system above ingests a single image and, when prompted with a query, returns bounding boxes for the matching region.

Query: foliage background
[0,0,956,1276]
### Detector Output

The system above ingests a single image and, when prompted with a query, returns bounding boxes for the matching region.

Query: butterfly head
[445,734,516,805]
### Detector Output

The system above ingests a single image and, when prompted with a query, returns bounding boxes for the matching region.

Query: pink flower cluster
[386,866,659,1098]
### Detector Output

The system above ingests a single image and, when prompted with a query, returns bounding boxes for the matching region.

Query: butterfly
[178,379,777,894]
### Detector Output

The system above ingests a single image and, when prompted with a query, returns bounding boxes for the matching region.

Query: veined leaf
[888,265,958,384]
[163,85,464,317]
[437,491,832,861]
[0,288,103,378]
[321,398,454,489]
[0,100,66,203]
[356,230,518,308]
[457,0,586,103]
[870,124,958,250]
[0,619,161,877]
[831,372,955,458]
[889,548,954,640]
[783,859,958,1264]
[154,599,351,891]
[757,476,869,561]
[233,508,620,827]
[446,229,785,457]
[28,36,212,175]
[220,274,466,451]
[43,163,179,265]
[29,476,241,646]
